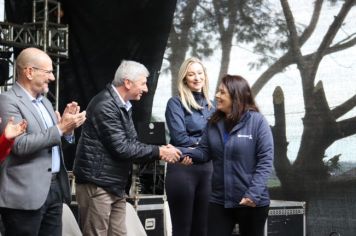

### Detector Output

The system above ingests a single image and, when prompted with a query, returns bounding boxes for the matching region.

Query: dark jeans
[207,202,269,236]
[0,177,63,236]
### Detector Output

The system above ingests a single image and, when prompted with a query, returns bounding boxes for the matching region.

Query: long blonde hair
[177,57,213,113]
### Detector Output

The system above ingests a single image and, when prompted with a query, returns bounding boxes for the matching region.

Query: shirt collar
[111,84,132,111]
[16,82,43,103]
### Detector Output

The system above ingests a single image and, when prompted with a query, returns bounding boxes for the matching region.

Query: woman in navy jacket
[165,57,215,236]
[181,75,274,236]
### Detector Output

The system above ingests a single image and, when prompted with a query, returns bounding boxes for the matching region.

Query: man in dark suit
[0,47,86,236]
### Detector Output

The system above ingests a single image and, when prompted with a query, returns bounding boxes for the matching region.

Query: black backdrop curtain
[5,0,177,168]
[59,0,176,123]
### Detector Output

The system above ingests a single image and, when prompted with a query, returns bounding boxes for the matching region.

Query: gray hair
[112,60,149,86]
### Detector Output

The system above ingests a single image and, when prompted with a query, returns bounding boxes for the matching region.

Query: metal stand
[0,0,68,109]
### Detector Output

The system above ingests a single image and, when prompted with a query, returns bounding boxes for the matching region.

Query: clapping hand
[56,102,86,135]
[2,117,27,140]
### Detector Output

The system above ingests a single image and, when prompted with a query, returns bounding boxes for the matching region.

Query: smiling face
[126,75,148,101]
[29,62,54,96]
[18,48,55,98]
[215,83,232,115]
[184,62,205,92]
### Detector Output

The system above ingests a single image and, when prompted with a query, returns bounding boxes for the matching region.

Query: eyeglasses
[31,67,54,74]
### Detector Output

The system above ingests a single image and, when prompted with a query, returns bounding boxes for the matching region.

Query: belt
[51,173,58,182]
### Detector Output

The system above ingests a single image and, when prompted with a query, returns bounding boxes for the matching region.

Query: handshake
[159,144,183,163]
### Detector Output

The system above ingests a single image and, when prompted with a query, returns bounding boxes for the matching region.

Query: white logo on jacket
[237,134,253,140]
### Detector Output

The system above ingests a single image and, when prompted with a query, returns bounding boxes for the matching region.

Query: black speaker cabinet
[129,194,165,236]
[232,200,306,236]
[266,200,306,236]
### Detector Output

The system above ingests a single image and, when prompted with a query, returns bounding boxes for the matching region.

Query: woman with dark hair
[180,75,274,236]
[165,57,215,236]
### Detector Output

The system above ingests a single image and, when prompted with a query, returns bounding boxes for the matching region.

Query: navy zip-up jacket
[180,111,274,208]
[165,94,214,147]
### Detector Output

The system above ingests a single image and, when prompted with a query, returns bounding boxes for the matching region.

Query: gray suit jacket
[0,83,71,210]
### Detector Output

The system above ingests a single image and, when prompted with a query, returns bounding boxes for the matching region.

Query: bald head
[16,48,52,80]
[15,48,55,97]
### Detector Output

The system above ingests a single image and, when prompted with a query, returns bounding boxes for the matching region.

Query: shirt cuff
[56,126,74,143]
[64,134,75,144]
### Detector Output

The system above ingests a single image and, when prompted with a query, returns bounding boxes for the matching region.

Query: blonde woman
[165,57,215,236]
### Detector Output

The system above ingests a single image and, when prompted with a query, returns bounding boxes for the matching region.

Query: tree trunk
[213,0,237,93]
[168,0,200,96]
[215,38,232,92]
[274,81,344,200]
[168,45,187,96]
[272,87,291,187]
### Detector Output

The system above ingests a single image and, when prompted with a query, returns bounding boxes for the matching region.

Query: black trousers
[207,202,269,236]
[0,177,63,236]
[166,162,213,236]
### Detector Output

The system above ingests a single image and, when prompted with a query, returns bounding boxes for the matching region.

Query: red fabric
[0,134,14,162]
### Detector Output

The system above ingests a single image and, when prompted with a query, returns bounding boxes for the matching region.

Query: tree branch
[299,0,324,45]
[252,35,356,97]
[198,2,215,19]
[331,94,356,119]
[314,0,355,64]
[169,0,199,52]
[300,36,356,66]
[180,0,200,34]
[325,36,356,54]
[337,116,356,139]
[280,0,304,64]
[212,0,225,37]
[253,0,323,96]
[252,51,294,96]
[333,32,356,46]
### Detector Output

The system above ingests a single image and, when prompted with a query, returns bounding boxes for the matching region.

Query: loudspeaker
[137,122,166,145]
[0,60,10,86]
[266,200,306,236]
[128,195,165,236]
[231,200,306,236]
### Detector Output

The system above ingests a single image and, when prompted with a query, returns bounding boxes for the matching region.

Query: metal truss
[0,0,69,110]
[0,22,68,58]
